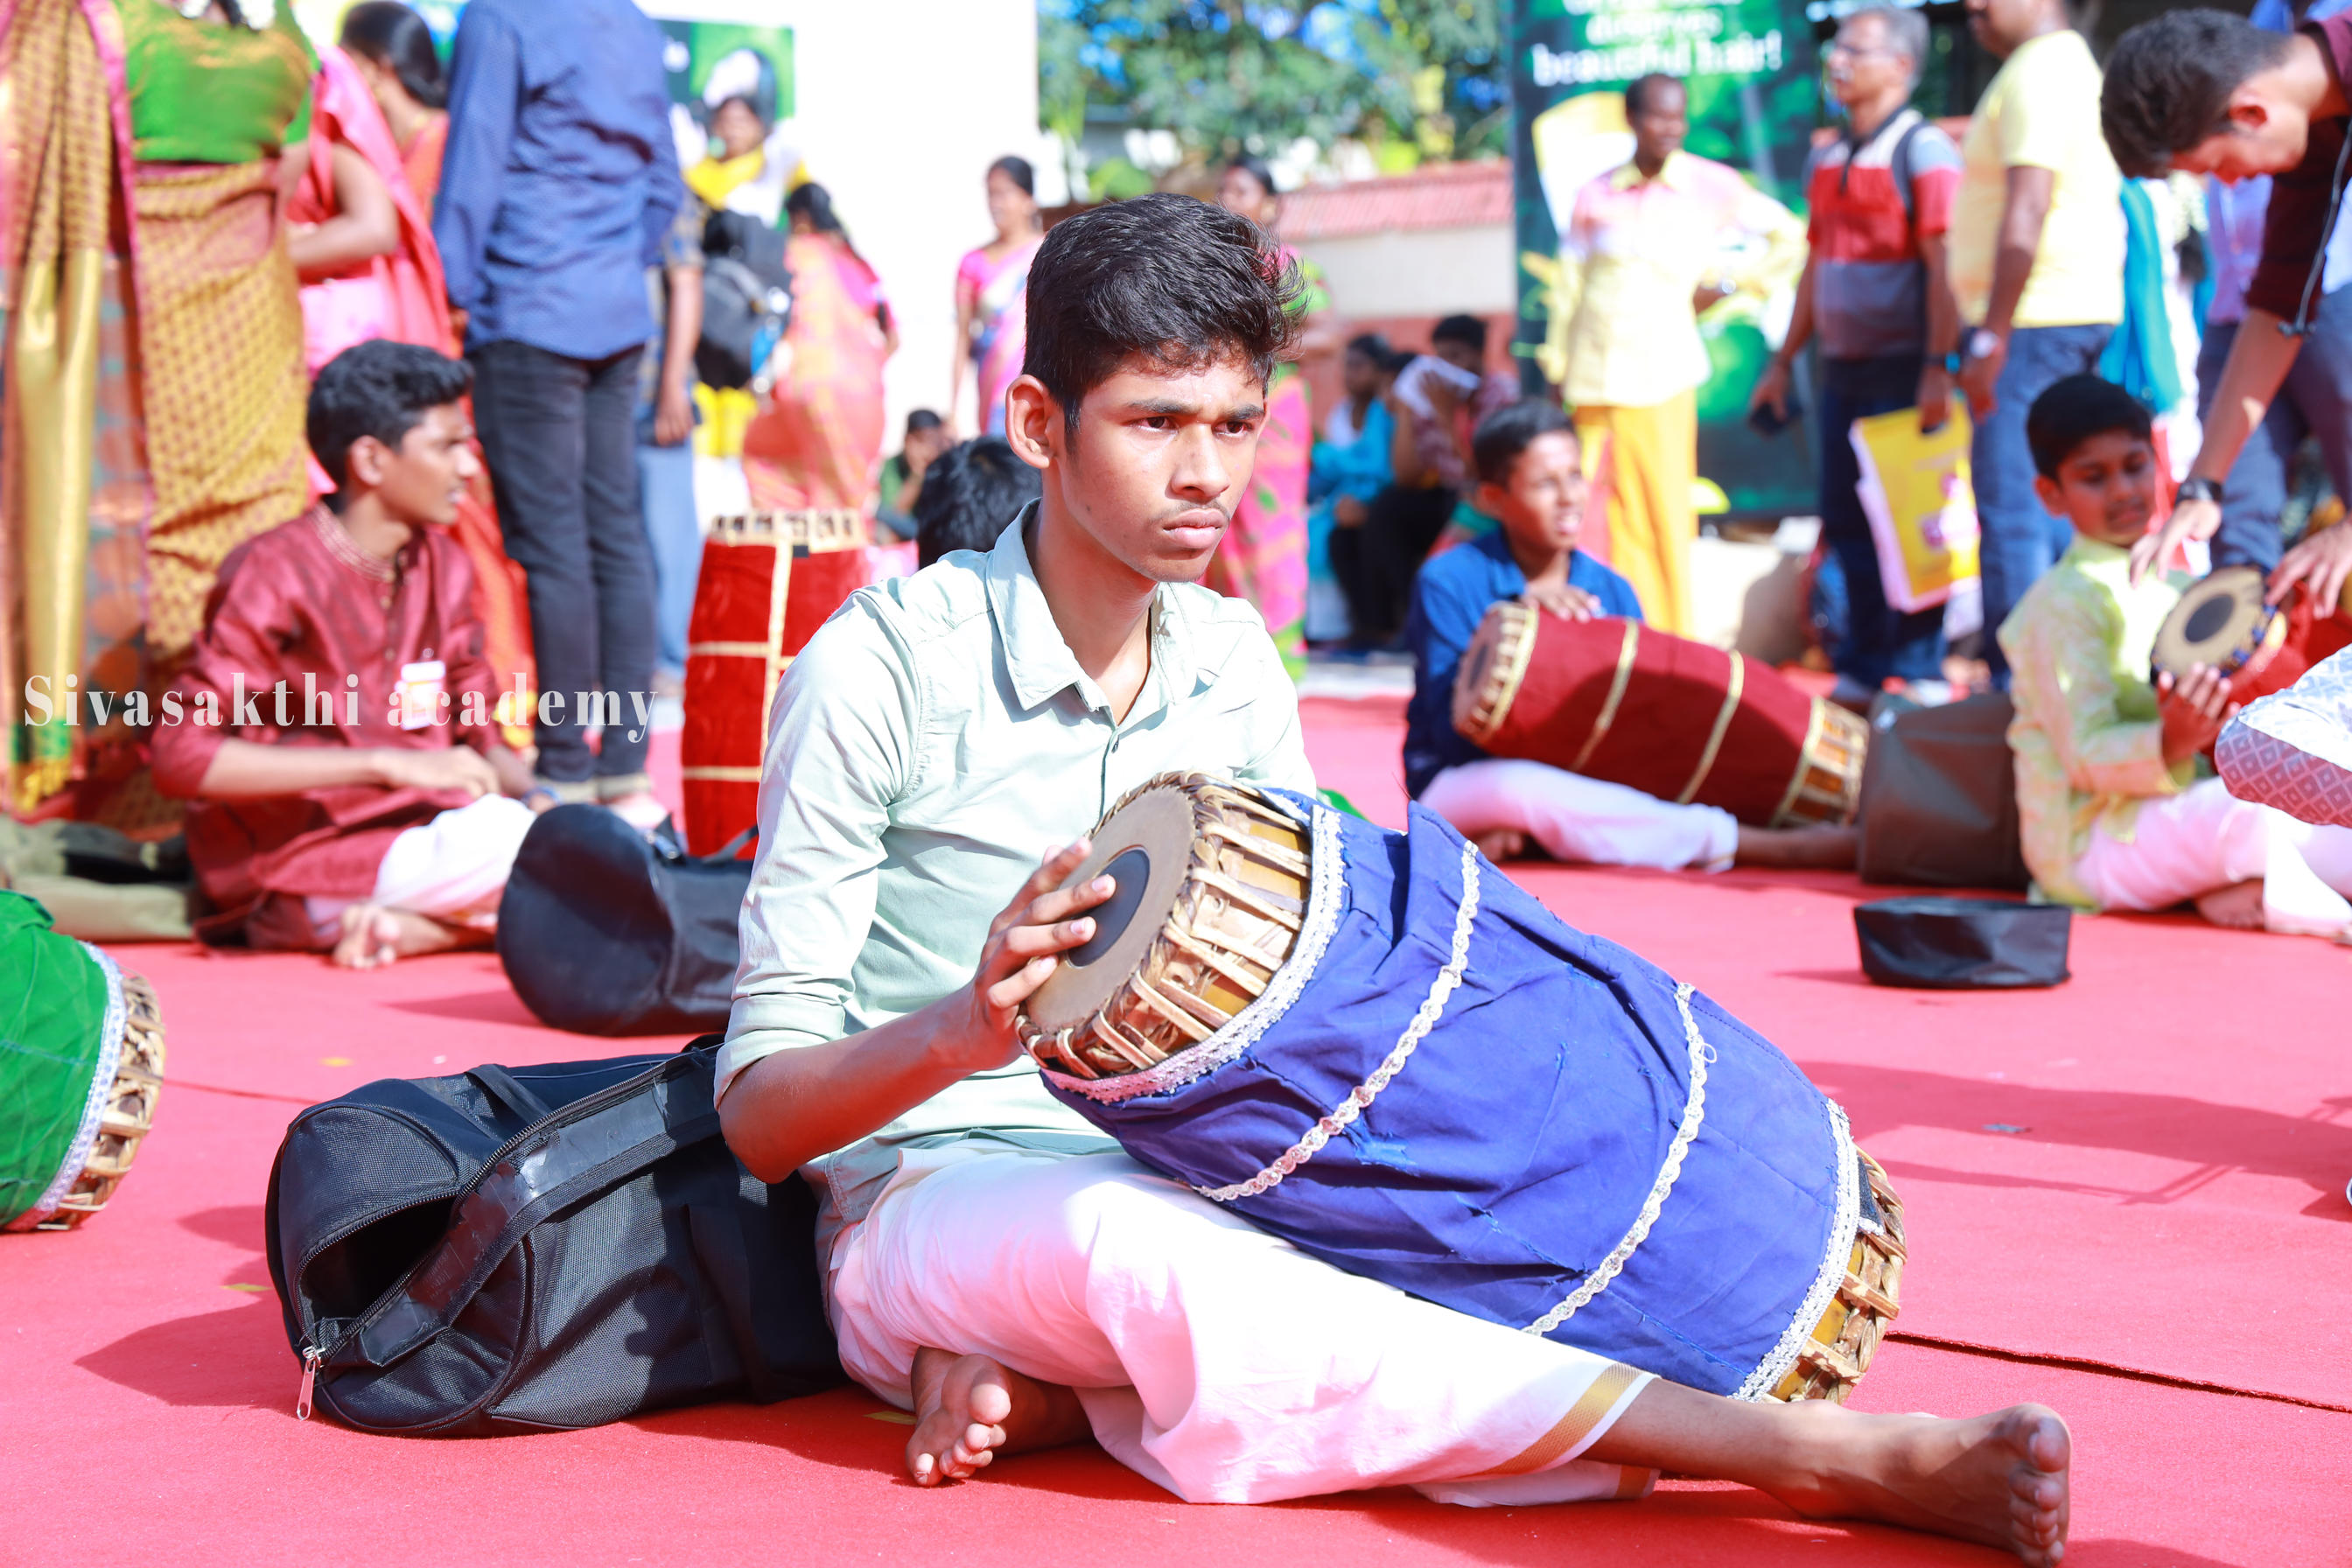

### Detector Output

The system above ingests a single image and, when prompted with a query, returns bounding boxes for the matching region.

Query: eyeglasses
[1824,39,1903,59]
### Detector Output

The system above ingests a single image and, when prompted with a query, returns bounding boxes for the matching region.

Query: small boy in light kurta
[1998,374,2352,934]
[153,341,542,967]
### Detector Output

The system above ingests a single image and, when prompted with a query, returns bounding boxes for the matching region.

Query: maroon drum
[1452,601,1867,828]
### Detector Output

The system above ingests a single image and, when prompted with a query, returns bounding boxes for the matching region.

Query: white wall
[1292,224,1517,319]
[642,0,1048,436]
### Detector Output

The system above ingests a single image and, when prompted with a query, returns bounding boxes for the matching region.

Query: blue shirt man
[433,0,683,359]
[435,0,683,803]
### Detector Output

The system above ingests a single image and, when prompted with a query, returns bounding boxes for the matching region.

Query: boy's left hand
[1523,583,1601,621]
[2158,663,2238,766]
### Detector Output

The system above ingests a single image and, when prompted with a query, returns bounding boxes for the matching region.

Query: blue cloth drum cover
[1031,786,1873,1400]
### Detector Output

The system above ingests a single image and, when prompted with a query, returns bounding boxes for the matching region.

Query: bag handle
[466,1063,555,1126]
[703,825,758,864]
[348,1056,720,1370]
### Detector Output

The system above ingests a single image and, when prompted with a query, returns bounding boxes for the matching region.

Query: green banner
[1510,0,1821,520]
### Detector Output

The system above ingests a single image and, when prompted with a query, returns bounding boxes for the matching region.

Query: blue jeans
[1972,322,2113,686]
[1817,355,1948,688]
[2197,284,2352,574]
[636,437,700,676]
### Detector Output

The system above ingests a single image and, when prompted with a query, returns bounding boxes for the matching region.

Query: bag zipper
[290,1055,692,1419]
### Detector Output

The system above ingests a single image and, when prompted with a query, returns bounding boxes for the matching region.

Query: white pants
[2074,778,2352,935]
[304,794,536,940]
[1420,760,1740,872]
[828,1145,1656,1508]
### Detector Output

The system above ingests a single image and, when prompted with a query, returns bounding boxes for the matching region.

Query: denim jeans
[1971,322,2112,686]
[1817,354,1948,688]
[2196,284,2352,574]
[471,339,654,783]
[635,436,700,676]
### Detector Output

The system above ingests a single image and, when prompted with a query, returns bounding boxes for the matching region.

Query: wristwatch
[1966,327,2004,362]
[2177,475,2223,507]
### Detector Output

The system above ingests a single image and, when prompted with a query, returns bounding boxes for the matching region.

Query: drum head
[1026,784,1199,1034]
[2154,566,2270,677]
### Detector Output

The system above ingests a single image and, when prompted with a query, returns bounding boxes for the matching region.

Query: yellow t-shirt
[1949,30,2124,328]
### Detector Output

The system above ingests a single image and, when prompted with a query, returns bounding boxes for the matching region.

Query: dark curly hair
[2102,9,2292,178]
[308,340,472,490]
[1021,192,1302,441]
[912,437,1040,568]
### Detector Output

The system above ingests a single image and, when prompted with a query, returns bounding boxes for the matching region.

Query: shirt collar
[1610,150,1689,192]
[983,501,1202,715]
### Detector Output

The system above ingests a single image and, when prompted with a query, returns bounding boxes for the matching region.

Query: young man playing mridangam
[718,193,2071,1563]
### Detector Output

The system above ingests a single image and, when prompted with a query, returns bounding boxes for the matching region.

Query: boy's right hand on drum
[2158,663,2236,766]
[955,840,1118,1064]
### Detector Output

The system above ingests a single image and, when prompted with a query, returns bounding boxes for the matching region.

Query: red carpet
[4,697,2346,1565]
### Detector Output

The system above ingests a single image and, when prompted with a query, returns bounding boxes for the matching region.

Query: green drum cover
[0,892,111,1228]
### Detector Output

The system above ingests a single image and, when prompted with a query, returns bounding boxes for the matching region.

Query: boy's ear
[346,433,389,491]
[1003,374,1060,472]
[2032,472,2066,520]
[1474,480,1509,516]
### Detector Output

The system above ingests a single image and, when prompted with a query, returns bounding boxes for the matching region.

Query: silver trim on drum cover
[1040,795,1350,1105]
[1734,1099,1862,1401]
[1190,838,1483,1204]
[6,942,127,1232]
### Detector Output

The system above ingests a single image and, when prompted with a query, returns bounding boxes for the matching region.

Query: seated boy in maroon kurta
[154,341,541,968]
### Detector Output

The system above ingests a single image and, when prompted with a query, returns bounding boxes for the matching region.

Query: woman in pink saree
[285,40,445,368]
[742,182,893,512]
[950,156,1043,438]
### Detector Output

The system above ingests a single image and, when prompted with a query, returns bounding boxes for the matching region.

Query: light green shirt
[719,507,1318,1149]
[1997,536,2195,909]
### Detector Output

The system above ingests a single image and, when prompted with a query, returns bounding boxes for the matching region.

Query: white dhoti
[826,1145,1656,1508]
[304,794,537,940]
[2073,777,2352,934]
[1420,759,1740,872]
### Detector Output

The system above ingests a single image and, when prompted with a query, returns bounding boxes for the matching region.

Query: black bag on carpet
[263,1040,841,1437]
[496,804,751,1036]
[1854,896,2072,990]
[1857,692,2032,892]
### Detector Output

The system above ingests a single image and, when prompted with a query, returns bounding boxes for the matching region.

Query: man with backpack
[1751,5,1964,709]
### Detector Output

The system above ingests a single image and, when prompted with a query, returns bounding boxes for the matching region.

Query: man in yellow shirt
[1948,0,2124,688]
[1554,74,1804,637]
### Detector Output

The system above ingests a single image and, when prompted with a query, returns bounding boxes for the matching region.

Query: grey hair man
[1750,4,1965,705]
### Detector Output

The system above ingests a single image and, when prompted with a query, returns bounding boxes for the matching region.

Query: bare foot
[330,904,486,970]
[1474,828,1528,864]
[902,1348,1089,1487]
[1735,822,1860,871]
[1777,1403,2071,1566]
[2194,879,2264,931]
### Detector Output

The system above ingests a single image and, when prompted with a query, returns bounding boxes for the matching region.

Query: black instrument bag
[263,1041,840,1437]
[1857,692,2032,892]
[496,804,752,1036]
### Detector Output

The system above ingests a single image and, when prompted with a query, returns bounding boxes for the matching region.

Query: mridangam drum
[2152,564,2352,712]
[1453,602,1869,828]
[681,508,870,856]
[1019,774,1903,1402]
[2,892,166,1232]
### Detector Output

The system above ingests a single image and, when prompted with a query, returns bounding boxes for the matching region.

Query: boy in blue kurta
[1406,402,1856,871]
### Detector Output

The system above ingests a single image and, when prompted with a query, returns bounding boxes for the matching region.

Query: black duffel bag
[1857,692,2032,892]
[262,1040,841,1437]
[496,804,752,1036]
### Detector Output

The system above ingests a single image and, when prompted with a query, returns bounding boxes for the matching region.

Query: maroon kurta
[152,507,504,946]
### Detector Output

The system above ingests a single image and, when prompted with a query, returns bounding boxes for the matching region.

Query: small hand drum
[1018,774,1309,1080]
[2152,566,2288,684]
